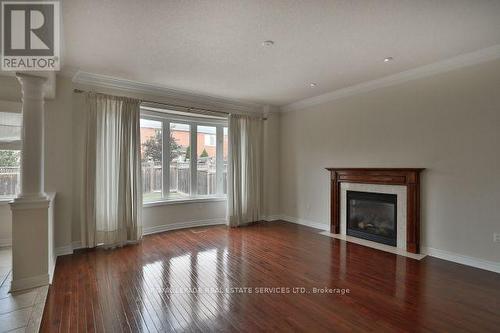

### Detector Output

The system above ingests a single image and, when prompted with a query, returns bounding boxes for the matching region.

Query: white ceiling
[62,0,500,106]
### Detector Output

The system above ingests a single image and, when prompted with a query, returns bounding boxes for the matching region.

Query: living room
[0,1,499,332]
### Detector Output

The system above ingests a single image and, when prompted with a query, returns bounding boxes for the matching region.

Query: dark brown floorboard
[41,221,500,332]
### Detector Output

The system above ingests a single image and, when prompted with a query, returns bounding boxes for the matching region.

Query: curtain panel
[82,93,143,248]
[227,114,263,227]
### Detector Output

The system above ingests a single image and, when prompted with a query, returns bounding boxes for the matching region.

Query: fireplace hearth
[347,190,397,246]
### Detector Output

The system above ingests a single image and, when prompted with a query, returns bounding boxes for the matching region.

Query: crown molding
[72,71,264,114]
[282,44,500,112]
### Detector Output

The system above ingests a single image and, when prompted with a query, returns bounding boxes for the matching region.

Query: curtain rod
[73,88,267,120]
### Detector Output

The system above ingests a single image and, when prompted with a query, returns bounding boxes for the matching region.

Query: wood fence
[0,167,20,196]
[0,164,226,198]
[142,162,226,196]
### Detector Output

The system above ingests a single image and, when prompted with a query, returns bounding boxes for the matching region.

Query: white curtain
[227,114,263,227]
[82,93,143,248]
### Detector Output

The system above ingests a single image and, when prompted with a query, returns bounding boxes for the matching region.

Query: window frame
[0,101,22,201]
[140,108,228,205]
[204,133,216,146]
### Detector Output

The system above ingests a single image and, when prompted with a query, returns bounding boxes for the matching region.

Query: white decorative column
[17,74,47,201]
[9,73,52,291]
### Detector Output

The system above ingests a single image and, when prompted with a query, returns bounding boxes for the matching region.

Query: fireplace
[346,191,397,246]
[327,168,423,253]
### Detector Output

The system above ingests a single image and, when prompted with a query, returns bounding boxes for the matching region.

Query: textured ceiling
[62,0,500,105]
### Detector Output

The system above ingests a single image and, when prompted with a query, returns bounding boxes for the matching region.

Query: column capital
[16,73,48,100]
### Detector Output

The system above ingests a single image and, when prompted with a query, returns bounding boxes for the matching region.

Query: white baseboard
[262,215,281,222]
[143,218,227,235]
[49,256,57,284]
[54,241,83,256]
[423,247,500,274]
[279,214,329,231]
[0,238,12,247]
[11,273,49,292]
[278,214,499,274]
[55,219,227,256]
[71,241,83,251]
[55,244,73,256]
[321,231,426,260]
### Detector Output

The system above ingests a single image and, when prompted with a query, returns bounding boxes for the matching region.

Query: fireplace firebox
[347,191,397,246]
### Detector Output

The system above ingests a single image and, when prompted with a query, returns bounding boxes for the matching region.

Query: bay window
[140,107,227,204]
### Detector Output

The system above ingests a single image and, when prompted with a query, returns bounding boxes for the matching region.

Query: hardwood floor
[41,221,500,332]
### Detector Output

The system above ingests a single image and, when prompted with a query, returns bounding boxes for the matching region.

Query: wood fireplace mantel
[326,168,425,254]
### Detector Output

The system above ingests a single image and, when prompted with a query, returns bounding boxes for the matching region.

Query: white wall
[279,59,500,264]
[45,78,74,248]
[263,108,281,219]
[142,200,227,233]
[0,204,12,246]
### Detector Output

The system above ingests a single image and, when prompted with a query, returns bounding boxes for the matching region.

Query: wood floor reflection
[41,221,500,332]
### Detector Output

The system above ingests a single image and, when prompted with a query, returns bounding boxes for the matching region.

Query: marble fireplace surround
[326,168,424,254]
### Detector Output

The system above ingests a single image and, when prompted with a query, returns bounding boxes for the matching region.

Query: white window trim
[204,134,216,146]
[0,141,22,150]
[141,108,228,206]
[143,196,227,208]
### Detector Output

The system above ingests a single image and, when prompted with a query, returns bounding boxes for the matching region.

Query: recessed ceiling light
[262,40,275,47]
[309,82,317,87]
[384,57,394,63]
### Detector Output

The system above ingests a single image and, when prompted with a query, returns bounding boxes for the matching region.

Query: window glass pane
[140,119,162,202]
[0,112,22,143]
[0,150,20,198]
[197,125,217,195]
[223,127,228,194]
[141,111,228,203]
[170,123,190,198]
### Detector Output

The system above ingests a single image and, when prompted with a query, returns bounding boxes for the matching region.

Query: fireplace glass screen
[347,191,397,246]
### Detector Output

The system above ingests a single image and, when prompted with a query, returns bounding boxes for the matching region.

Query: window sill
[0,198,14,205]
[143,196,227,208]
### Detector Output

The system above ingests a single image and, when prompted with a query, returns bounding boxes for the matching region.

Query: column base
[10,195,49,210]
[10,274,50,292]
[9,196,51,292]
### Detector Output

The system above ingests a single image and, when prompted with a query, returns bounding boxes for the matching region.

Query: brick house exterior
[140,127,228,159]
